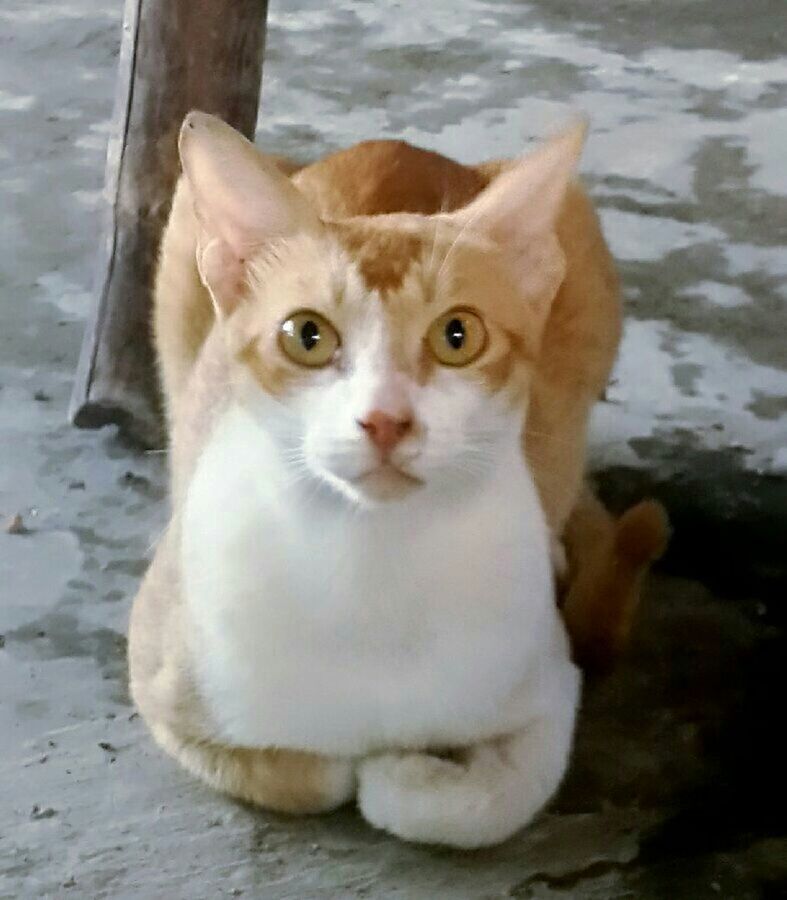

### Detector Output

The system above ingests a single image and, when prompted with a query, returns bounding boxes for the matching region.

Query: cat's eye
[427,308,487,366]
[279,310,340,367]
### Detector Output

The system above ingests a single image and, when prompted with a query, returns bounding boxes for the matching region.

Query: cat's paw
[357,750,510,848]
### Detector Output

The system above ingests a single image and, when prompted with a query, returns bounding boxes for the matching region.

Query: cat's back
[292,140,486,219]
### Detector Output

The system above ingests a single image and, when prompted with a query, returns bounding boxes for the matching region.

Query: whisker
[426,192,450,281]
[434,198,488,292]
[145,523,168,556]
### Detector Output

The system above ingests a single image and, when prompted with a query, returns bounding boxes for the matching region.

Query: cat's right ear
[178,111,320,316]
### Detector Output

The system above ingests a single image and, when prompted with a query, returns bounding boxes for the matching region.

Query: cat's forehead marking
[334,222,426,295]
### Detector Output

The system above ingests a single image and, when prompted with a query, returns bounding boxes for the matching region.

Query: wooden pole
[70,0,268,447]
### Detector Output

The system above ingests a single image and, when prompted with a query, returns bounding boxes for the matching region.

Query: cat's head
[180,112,585,506]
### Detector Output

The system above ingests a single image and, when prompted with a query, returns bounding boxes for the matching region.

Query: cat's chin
[348,464,424,505]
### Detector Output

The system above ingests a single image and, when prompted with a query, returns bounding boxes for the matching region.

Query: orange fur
[334,222,426,293]
[292,139,486,218]
[153,727,353,814]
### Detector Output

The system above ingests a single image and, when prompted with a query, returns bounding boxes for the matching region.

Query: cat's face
[226,222,541,505]
[179,112,583,505]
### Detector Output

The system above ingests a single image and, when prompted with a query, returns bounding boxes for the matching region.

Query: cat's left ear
[179,111,321,316]
[452,121,587,329]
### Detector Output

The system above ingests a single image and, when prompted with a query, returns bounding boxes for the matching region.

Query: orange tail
[560,490,670,673]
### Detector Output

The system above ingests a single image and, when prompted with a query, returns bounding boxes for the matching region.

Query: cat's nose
[357,410,413,456]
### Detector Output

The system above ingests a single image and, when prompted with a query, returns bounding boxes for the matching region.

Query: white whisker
[434,198,488,292]
[426,192,450,283]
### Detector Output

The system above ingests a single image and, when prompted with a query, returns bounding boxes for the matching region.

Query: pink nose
[357,410,413,456]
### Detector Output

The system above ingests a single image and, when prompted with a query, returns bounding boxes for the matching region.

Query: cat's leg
[357,680,579,847]
[151,723,356,814]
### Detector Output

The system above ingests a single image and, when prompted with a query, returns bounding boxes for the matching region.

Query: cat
[152,118,667,672]
[130,112,667,847]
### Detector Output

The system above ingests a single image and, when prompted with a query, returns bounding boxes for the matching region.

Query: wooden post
[70,0,268,447]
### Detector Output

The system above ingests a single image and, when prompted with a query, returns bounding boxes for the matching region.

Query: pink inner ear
[197,237,248,316]
[510,232,567,325]
[179,112,324,313]
[208,182,301,261]
[460,123,586,247]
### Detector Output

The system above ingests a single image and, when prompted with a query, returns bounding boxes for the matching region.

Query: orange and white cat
[130,112,663,847]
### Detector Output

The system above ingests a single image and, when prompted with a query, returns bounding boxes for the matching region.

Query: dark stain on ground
[102,558,148,579]
[624,631,784,895]
[550,568,784,896]
[5,610,129,686]
[368,39,489,77]
[597,433,787,618]
[509,858,632,897]
[622,247,785,372]
[518,0,785,60]
[578,429,786,895]
[691,137,787,248]
[70,526,130,551]
[589,130,786,371]
[746,389,787,421]
[670,361,704,396]
[685,86,748,122]
[119,470,165,501]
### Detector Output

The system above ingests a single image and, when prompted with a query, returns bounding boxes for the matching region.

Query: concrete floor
[1,1,785,897]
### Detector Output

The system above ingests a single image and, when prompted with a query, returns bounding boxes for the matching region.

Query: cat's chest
[180,409,555,754]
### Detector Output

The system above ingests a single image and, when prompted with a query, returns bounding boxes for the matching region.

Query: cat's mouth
[351,462,424,502]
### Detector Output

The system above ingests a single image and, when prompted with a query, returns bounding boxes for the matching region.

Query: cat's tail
[560,488,670,673]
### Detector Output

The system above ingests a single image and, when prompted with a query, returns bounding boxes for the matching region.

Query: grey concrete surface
[1,1,785,897]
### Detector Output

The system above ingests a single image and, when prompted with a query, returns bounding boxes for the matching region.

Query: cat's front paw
[357,750,505,848]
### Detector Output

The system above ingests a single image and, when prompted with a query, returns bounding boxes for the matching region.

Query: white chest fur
[181,405,571,756]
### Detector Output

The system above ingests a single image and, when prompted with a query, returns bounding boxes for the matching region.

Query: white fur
[357,703,577,847]
[180,297,580,846]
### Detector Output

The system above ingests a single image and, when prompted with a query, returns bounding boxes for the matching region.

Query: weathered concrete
[1,1,784,897]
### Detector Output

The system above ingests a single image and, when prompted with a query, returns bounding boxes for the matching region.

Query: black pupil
[445,318,465,350]
[300,320,320,351]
